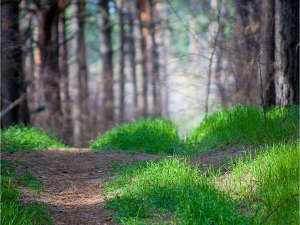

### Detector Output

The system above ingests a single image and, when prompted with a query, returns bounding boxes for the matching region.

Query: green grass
[1,160,52,224]
[104,157,250,224]
[187,105,299,152]
[215,141,299,224]
[1,159,43,193]
[1,125,66,152]
[90,118,182,154]
[1,177,52,225]
[103,141,299,224]
[90,105,298,155]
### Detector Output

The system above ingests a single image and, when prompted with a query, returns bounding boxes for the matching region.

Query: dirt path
[2,147,250,225]
[2,148,159,225]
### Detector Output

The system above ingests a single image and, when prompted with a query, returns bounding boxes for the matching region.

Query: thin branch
[1,94,27,119]
[259,194,298,225]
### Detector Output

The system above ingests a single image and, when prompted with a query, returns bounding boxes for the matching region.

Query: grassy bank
[103,141,299,224]
[187,105,299,152]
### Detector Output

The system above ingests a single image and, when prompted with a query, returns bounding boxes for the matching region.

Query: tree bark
[71,0,89,146]
[22,0,35,125]
[131,0,147,117]
[126,3,138,116]
[258,0,275,106]
[233,0,261,105]
[39,0,63,137]
[59,0,73,145]
[148,0,161,117]
[275,0,299,107]
[117,0,126,122]
[1,0,26,127]
[98,0,114,128]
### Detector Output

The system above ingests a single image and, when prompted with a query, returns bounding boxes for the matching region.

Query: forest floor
[2,147,250,225]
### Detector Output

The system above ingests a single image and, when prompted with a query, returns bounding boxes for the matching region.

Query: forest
[1,0,299,224]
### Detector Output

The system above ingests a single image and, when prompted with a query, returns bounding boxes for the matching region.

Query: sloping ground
[2,147,251,225]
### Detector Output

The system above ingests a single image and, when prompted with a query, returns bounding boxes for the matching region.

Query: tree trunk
[39,0,63,137]
[233,0,261,105]
[22,0,35,125]
[131,0,147,117]
[126,4,138,116]
[98,0,114,128]
[117,0,126,122]
[258,0,275,106]
[275,0,299,107]
[1,0,25,128]
[71,0,89,146]
[148,0,161,117]
[59,0,73,145]
[158,7,170,118]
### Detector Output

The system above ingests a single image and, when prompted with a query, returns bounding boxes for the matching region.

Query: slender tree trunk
[71,0,89,146]
[275,0,299,107]
[39,0,63,137]
[126,4,138,115]
[258,0,275,106]
[131,0,147,117]
[59,0,73,145]
[98,0,114,128]
[148,0,161,117]
[117,0,126,122]
[1,0,26,127]
[21,0,36,126]
[158,10,170,118]
[19,0,31,125]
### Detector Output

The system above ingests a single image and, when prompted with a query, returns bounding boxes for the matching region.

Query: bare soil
[2,147,251,225]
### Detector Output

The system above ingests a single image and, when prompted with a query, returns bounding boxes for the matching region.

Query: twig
[259,194,298,225]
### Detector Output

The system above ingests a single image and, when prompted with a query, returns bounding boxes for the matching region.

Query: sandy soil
[2,147,251,225]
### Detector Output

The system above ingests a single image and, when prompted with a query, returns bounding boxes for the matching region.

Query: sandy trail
[2,147,249,224]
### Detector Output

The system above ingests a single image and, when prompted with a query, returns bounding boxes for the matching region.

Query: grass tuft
[90,118,182,153]
[187,105,299,152]
[1,125,66,152]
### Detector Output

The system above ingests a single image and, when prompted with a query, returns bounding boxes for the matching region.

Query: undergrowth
[187,105,299,153]
[1,125,66,152]
[90,118,182,153]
